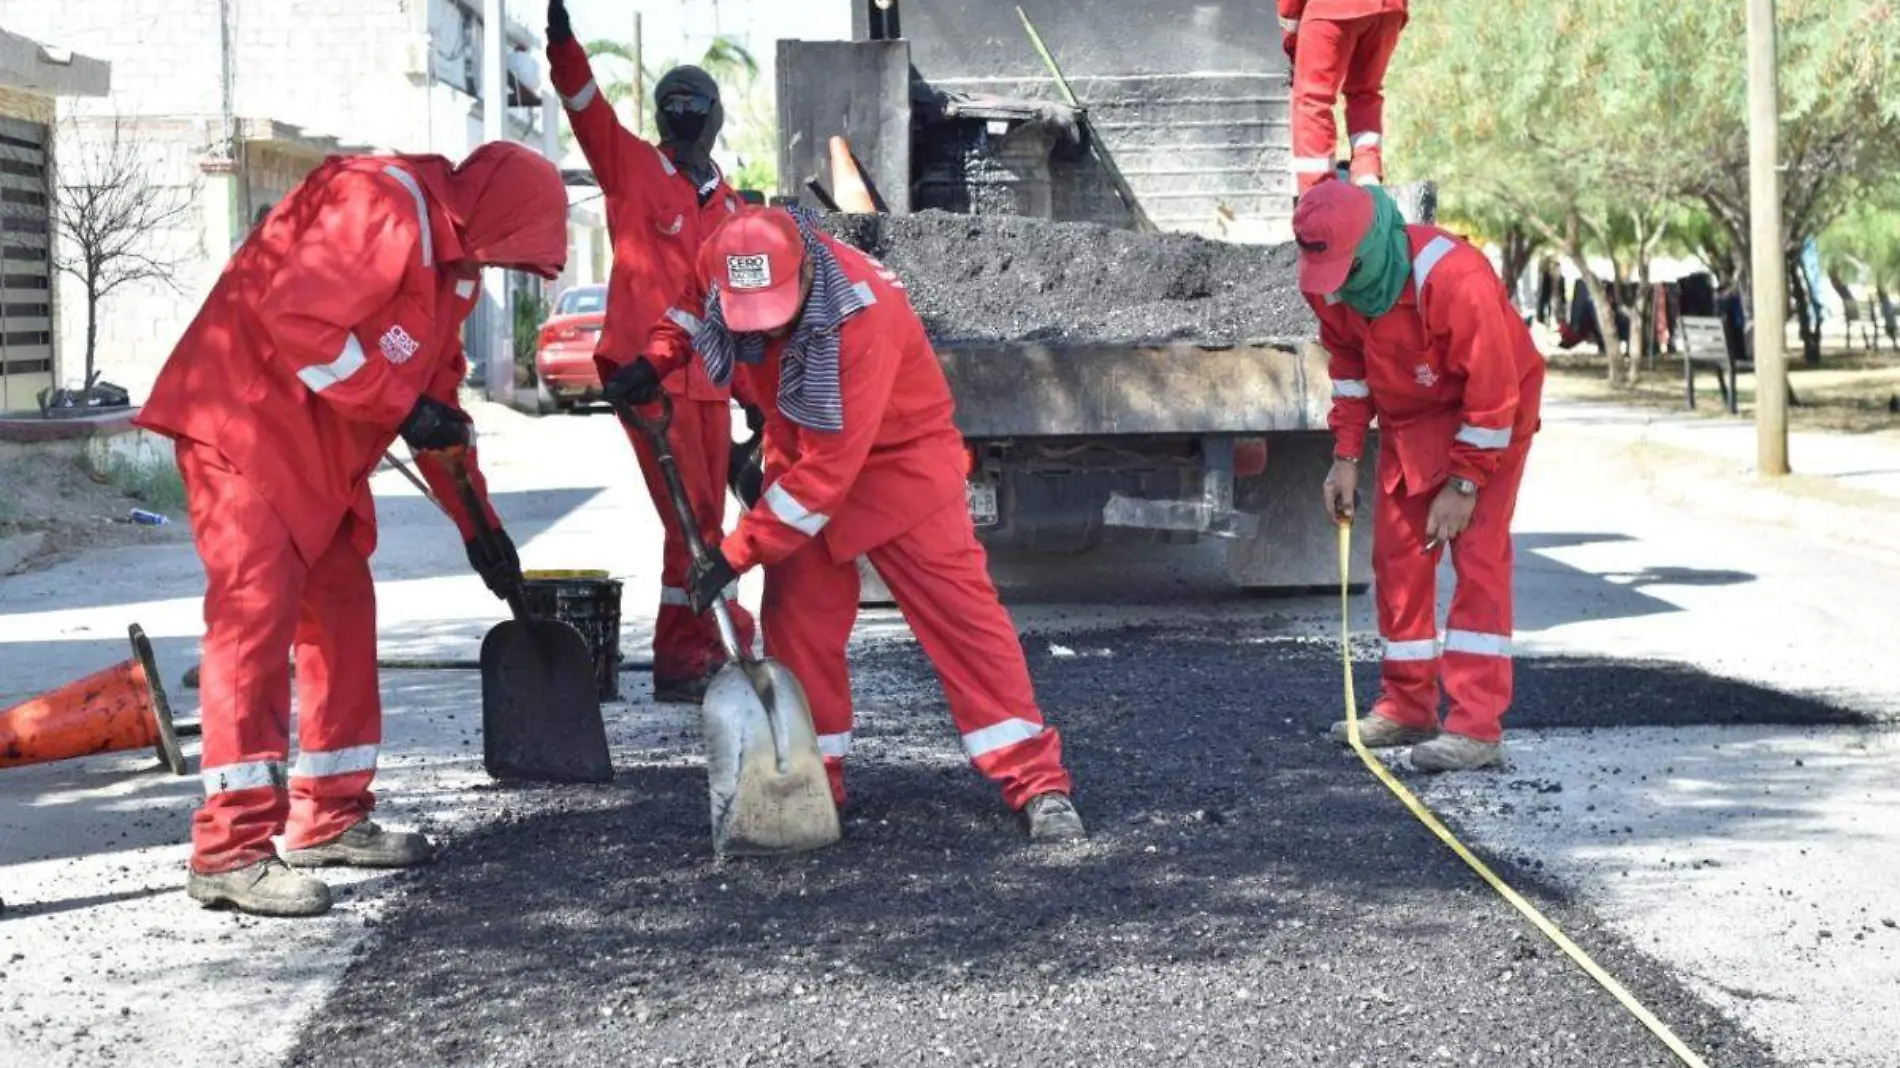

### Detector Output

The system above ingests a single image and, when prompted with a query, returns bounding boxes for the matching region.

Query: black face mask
[654,66,724,166]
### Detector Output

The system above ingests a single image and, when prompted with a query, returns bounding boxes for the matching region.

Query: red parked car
[535,284,607,411]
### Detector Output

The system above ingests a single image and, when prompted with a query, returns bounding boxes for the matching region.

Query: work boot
[1329,711,1439,748]
[652,671,713,704]
[1024,792,1087,843]
[187,857,332,917]
[1409,733,1503,773]
[284,819,434,869]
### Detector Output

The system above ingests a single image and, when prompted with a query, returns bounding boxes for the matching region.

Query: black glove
[728,440,764,509]
[603,357,662,408]
[685,549,738,615]
[742,404,765,434]
[399,396,472,452]
[547,0,573,45]
[465,529,522,600]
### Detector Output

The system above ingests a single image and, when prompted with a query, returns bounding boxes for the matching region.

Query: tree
[1388,0,1900,377]
[49,116,194,390]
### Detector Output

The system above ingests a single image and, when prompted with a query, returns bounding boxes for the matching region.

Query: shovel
[442,448,614,785]
[613,394,841,857]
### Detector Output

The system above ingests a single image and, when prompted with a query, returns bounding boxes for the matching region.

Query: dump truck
[775,0,1436,593]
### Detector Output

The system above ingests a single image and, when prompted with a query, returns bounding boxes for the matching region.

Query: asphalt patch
[819,210,1314,346]
[294,630,1791,1067]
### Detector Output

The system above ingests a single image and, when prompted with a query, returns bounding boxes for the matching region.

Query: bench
[1681,316,1748,413]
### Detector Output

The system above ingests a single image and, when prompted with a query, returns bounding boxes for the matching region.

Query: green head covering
[1333,185,1410,318]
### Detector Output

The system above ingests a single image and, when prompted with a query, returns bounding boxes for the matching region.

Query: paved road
[293,633,1814,1067]
[6,396,1899,1067]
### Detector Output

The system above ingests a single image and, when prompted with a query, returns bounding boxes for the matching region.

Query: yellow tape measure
[1335,523,1709,1067]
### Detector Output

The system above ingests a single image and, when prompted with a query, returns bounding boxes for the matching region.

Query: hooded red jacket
[547,37,741,403]
[137,145,568,563]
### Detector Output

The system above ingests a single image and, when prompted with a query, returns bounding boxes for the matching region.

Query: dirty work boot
[284,820,434,869]
[187,857,332,917]
[1024,792,1087,843]
[1409,733,1503,773]
[1329,711,1439,749]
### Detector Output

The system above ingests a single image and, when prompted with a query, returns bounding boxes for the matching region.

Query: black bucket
[521,571,624,701]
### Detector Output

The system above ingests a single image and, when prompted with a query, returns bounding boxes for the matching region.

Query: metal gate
[0,115,53,413]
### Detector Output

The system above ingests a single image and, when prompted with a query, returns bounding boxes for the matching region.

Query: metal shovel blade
[480,617,614,784]
[702,657,841,856]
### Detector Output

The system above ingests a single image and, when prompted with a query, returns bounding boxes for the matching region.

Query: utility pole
[482,0,514,404]
[632,13,645,136]
[1747,0,1789,475]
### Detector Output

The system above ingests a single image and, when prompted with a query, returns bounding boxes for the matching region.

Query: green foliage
[1819,179,1900,290]
[512,290,548,383]
[81,452,186,515]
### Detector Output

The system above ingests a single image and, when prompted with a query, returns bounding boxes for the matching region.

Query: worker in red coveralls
[136,143,568,916]
[1279,0,1409,198]
[612,206,1087,841]
[544,0,756,702]
[1295,180,1544,772]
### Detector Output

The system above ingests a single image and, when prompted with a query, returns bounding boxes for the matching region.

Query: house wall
[0,0,550,401]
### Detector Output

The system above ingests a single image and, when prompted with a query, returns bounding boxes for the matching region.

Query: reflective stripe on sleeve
[1292,156,1334,174]
[381,164,435,268]
[1456,424,1513,450]
[1412,235,1458,299]
[1332,378,1370,399]
[1350,131,1382,149]
[666,307,703,334]
[292,744,378,779]
[961,718,1045,759]
[765,483,829,536]
[817,732,853,759]
[1382,638,1439,662]
[1442,630,1513,658]
[1280,16,1299,31]
[659,586,690,606]
[202,760,287,796]
[297,334,368,394]
[563,79,598,110]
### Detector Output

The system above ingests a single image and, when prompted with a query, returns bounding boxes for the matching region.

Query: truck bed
[936,338,1330,439]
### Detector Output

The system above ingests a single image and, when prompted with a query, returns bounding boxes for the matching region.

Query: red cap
[1292,180,1375,296]
[701,208,808,332]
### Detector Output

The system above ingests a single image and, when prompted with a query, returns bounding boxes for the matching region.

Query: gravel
[818,210,1316,346]
[292,627,1802,1067]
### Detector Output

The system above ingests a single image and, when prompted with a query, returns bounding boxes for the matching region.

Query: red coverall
[1280,0,1409,194]
[649,234,1073,810]
[137,150,560,873]
[547,37,756,685]
[1310,225,1545,742]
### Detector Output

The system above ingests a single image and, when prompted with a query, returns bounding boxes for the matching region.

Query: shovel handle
[439,446,533,624]
[610,394,748,663]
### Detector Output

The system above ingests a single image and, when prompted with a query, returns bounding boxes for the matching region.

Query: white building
[0,0,587,404]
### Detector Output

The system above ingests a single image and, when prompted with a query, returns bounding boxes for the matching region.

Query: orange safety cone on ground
[827,135,880,213]
[0,624,187,775]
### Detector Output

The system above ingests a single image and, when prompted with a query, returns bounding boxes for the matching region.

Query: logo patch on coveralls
[379,325,421,365]
[1414,362,1439,388]
[726,254,772,290]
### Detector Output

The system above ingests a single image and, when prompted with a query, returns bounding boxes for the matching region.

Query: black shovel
[444,449,613,785]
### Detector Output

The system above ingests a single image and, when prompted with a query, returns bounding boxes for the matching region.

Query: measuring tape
[1335,523,1710,1067]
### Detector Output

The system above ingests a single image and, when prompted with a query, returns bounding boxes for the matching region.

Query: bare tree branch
[40,114,198,387]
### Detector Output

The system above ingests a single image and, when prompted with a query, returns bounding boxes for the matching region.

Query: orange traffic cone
[827,135,880,213]
[0,624,187,775]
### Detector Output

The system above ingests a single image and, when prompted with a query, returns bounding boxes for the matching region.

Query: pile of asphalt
[818,210,1316,347]
[293,627,1799,1067]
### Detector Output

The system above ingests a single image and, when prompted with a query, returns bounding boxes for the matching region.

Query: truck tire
[1225,430,1376,594]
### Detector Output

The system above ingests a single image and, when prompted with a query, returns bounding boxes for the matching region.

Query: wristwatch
[1449,477,1478,497]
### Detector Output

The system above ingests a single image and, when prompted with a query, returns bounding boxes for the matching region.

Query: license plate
[966,480,999,527]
